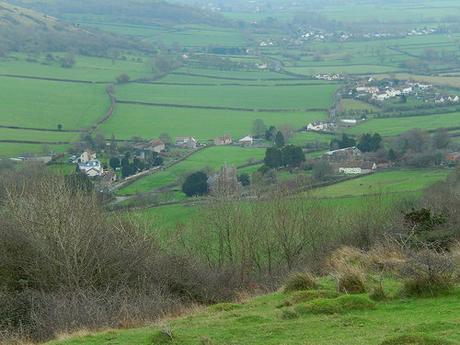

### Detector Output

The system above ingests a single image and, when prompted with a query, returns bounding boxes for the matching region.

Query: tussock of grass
[294,295,375,315]
[288,289,340,304]
[283,272,317,292]
[209,303,242,312]
[337,267,367,294]
[380,334,454,345]
[369,284,387,301]
[279,308,299,320]
[151,331,174,344]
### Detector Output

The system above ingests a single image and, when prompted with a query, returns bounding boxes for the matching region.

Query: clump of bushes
[294,295,375,315]
[400,250,455,297]
[283,272,317,293]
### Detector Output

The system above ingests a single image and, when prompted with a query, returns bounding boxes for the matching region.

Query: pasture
[340,99,379,113]
[118,146,265,195]
[346,112,460,136]
[0,143,68,157]
[0,54,151,82]
[0,76,109,129]
[310,169,449,198]
[286,65,403,76]
[0,128,77,142]
[101,104,325,140]
[115,82,338,110]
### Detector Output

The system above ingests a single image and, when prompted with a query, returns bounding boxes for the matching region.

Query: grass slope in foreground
[46,281,460,345]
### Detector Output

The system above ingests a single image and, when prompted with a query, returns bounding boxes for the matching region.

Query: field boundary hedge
[0,124,81,133]
[116,99,328,112]
[0,73,109,84]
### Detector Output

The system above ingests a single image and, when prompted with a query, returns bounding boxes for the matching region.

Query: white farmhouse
[78,160,103,177]
[238,135,253,146]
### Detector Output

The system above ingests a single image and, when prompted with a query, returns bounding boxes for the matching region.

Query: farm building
[134,139,165,154]
[307,121,336,132]
[238,135,253,146]
[78,160,103,177]
[324,146,362,161]
[339,161,377,175]
[176,137,197,149]
[78,150,96,164]
[214,135,232,146]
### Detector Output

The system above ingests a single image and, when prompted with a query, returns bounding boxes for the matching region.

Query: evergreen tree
[182,171,209,197]
[264,147,283,168]
[275,131,285,148]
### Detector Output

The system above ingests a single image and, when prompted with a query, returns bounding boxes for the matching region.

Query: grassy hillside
[0,1,148,55]
[46,280,460,345]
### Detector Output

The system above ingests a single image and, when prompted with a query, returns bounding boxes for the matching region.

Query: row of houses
[354,80,434,102]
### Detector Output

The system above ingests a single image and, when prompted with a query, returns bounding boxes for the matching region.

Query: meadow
[346,112,460,136]
[310,169,450,198]
[101,104,325,140]
[115,82,338,110]
[340,99,379,113]
[0,54,151,82]
[0,143,68,157]
[118,146,265,195]
[0,128,78,142]
[0,76,109,130]
[286,65,403,76]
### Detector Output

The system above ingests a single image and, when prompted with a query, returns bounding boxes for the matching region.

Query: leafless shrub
[0,170,239,342]
[400,250,455,296]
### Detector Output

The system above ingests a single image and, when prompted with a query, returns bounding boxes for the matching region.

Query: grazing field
[0,77,109,129]
[118,146,265,195]
[311,169,449,198]
[286,65,402,76]
[171,67,294,81]
[340,99,379,113]
[115,82,338,110]
[101,104,325,140]
[346,112,460,136]
[289,132,335,146]
[0,54,151,82]
[0,143,68,157]
[0,128,78,142]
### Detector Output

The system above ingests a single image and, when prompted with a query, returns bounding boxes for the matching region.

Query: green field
[340,99,379,113]
[0,54,151,82]
[101,104,325,140]
[311,169,449,198]
[0,143,68,157]
[115,82,338,110]
[289,132,335,146]
[286,65,402,76]
[0,77,109,129]
[118,146,265,195]
[346,112,460,136]
[0,128,77,142]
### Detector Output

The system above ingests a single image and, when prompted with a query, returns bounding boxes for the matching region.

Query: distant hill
[0,1,151,56]
[9,0,232,27]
